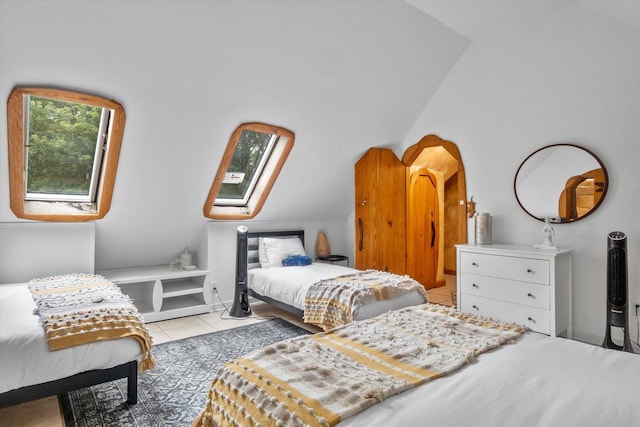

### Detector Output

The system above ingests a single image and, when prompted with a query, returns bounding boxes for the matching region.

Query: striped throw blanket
[192,303,526,427]
[29,273,155,372]
[303,269,428,330]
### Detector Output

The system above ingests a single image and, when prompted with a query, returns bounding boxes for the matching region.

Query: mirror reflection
[514,144,608,223]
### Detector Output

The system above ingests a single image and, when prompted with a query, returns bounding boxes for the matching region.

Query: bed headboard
[245,229,305,271]
[0,222,96,284]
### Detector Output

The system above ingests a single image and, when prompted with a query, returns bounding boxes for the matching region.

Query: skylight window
[7,87,125,221]
[204,123,294,220]
[24,96,108,202]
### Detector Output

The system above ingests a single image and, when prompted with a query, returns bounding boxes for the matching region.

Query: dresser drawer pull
[527,317,536,323]
[472,283,479,289]
[472,262,478,267]
[472,305,479,311]
[527,293,535,298]
[526,268,534,273]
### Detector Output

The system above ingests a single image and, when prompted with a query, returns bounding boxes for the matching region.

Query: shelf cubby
[97,266,213,322]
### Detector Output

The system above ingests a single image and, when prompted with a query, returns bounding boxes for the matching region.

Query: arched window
[7,87,125,221]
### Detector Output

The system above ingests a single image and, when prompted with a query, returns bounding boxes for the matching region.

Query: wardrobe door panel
[355,148,406,273]
[406,168,439,288]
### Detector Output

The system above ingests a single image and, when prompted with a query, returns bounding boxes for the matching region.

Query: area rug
[61,318,310,427]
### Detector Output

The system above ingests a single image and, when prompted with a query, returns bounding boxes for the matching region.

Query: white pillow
[259,237,306,268]
[258,237,268,268]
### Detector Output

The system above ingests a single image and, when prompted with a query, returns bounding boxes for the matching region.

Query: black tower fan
[602,231,633,352]
[230,225,252,317]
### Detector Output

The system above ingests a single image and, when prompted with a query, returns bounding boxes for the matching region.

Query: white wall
[0,222,95,284]
[403,2,640,345]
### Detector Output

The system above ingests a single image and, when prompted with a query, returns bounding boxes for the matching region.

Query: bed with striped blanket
[303,269,429,330]
[192,303,526,426]
[0,274,154,408]
[242,229,428,326]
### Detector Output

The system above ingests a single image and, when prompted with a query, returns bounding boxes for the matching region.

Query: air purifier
[230,225,252,317]
[602,231,633,352]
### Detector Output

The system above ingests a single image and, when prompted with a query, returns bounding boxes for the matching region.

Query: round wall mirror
[514,143,608,223]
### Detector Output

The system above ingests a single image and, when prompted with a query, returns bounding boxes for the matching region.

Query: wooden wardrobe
[355,147,440,289]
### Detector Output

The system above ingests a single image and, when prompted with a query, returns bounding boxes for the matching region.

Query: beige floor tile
[148,328,172,345]
[152,315,210,332]
[426,274,457,307]
[0,396,63,427]
[199,312,263,331]
[159,322,216,341]
[427,294,452,305]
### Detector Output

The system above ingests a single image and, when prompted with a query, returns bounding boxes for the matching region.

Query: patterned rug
[61,318,310,427]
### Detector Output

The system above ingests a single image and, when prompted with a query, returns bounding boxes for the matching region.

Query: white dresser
[456,244,572,337]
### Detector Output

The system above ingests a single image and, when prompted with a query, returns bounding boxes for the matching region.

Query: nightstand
[456,244,572,337]
[315,255,350,267]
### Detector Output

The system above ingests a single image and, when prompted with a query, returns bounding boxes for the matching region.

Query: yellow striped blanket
[303,269,428,330]
[192,303,526,427]
[29,273,155,372]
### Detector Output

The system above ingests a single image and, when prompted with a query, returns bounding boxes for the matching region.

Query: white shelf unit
[456,244,573,337]
[97,266,213,322]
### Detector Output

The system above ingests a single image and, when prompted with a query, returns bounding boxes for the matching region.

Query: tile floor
[0,278,456,427]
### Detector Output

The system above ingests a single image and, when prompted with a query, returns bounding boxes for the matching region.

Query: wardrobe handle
[430,220,436,248]
[358,217,363,251]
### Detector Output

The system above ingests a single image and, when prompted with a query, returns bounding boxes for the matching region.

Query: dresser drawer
[460,274,550,310]
[460,252,550,285]
[460,294,550,334]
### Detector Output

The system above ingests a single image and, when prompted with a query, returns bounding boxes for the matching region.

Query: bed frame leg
[127,361,138,405]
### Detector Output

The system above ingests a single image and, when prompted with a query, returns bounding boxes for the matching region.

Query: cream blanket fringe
[303,269,428,330]
[29,273,156,372]
[192,303,526,427]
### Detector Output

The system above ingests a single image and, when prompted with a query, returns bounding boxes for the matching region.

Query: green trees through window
[217,129,275,203]
[26,96,105,198]
[203,122,295,220]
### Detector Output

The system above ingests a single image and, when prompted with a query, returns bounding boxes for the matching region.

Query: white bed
[249,263,426,321]
[241,229,428,324]
[340,332,639,426]
[0,284,142,397]
[194,303,640,426]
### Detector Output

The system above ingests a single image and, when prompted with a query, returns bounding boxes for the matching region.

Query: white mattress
[340,331,640,426]
[248,263,427,320]
[0,284,142,394]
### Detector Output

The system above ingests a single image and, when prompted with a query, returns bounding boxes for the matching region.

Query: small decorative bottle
[180,247,192,267]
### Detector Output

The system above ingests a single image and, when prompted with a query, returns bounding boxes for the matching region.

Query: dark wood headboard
[244,229,305,271]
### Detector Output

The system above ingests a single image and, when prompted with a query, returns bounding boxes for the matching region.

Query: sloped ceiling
[0,0,469,266]
[242,1,470,221]
[407,0,640,39]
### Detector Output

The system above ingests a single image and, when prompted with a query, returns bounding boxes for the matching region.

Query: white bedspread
[0,284,142,394]
[248,263,427,320]
[339,331,640,426]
